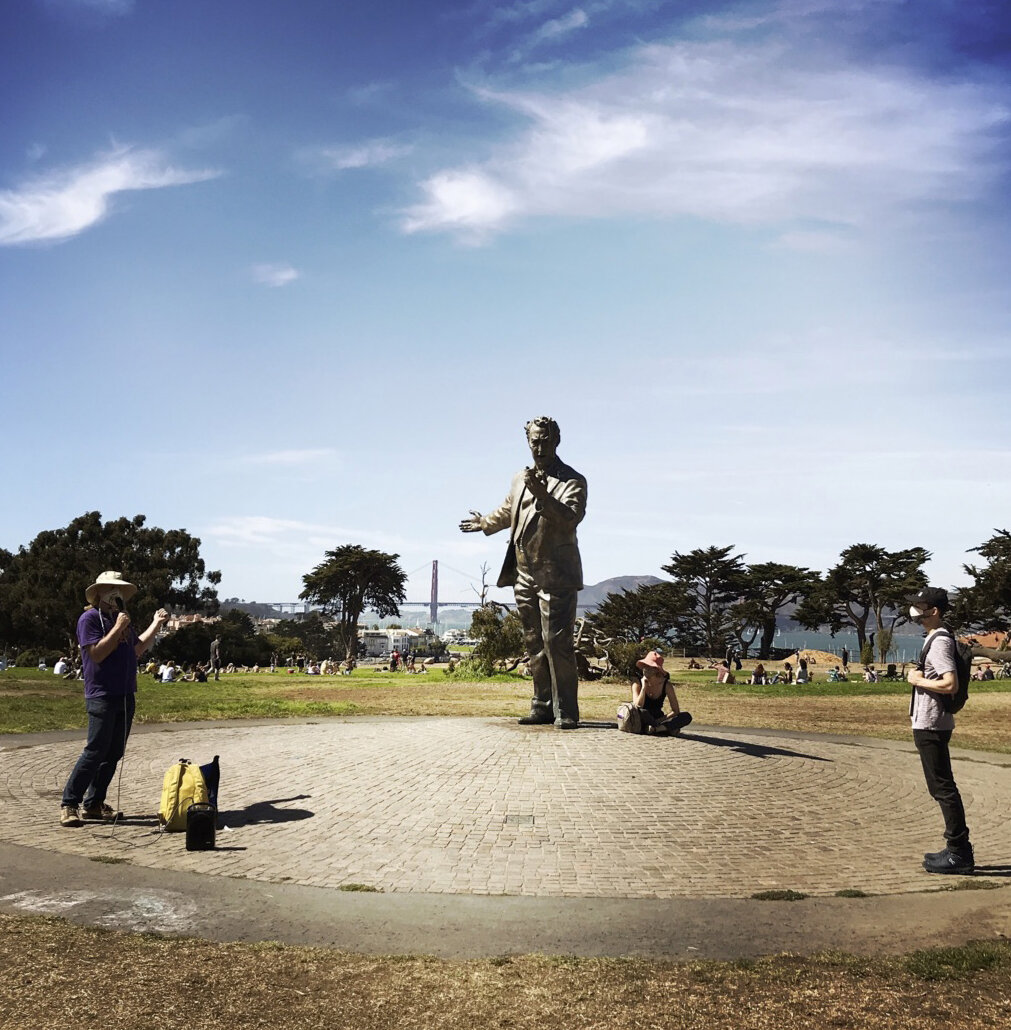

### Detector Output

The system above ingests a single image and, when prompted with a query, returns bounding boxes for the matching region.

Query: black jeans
[913,728,970,851]
[641,710,693,732]
[62,693,135,808]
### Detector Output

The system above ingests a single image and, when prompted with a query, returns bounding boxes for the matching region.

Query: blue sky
[3,0,1011,608]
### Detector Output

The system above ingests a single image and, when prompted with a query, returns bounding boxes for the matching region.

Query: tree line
[0,515,411,667]
[585,535,1011,662]
[3,513,1011,667]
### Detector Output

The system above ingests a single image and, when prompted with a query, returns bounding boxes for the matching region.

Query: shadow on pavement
[219,795,314,828]
[682,732,831,762]
[973,865,1011,877]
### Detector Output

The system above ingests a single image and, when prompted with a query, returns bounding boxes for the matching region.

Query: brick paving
[2,717,1009,899]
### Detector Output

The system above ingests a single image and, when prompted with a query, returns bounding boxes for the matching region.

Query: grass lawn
[4,665,1011,752]
[2,914,1011,1030]
[5,667,1011,1024]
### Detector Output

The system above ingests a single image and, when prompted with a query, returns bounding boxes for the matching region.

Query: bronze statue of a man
[460,416,587,729]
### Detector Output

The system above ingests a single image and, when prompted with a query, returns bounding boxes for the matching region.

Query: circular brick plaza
[3,717,1009,900]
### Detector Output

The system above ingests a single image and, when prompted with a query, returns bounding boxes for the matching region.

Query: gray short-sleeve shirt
[910,629,956,731]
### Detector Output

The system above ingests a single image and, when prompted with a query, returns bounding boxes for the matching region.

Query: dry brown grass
[3,914,1011,1030]
[670,692,1011,753]
[277,678,1011,753]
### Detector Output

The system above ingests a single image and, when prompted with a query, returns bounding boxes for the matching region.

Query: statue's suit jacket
[481,457,587,595]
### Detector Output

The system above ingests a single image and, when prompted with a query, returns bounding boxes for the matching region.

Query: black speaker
[185,802,217,851]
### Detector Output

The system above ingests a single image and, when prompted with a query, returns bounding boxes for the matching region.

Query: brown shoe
[81,803,120,822]
[60,805,83,828]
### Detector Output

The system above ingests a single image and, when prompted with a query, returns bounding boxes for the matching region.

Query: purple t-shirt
[77,607,139,700]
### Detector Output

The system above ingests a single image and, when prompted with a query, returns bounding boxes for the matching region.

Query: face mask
[99,589,125,611]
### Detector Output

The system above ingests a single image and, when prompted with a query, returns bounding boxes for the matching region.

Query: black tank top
[639,676,668,715]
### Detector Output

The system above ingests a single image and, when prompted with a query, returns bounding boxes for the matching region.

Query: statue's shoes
[518,714,554,725]
[556,718,579,730]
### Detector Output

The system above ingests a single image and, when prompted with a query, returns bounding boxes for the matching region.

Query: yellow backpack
[158,759,209,832]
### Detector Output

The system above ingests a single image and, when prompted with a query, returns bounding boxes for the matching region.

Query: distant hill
[219,598,292,619]
[221,576,667,629]
[577,575,666,610]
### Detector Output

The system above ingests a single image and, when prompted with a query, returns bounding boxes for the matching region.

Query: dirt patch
[2,914,1010,1030]
[671,692,1011,753]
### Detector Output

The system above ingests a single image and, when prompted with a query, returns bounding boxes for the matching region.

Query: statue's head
[525,416,560,469]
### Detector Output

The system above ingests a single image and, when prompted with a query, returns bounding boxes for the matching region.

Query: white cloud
[401,38,1009,239]
[345,81,396,106]
[0,145,219,245]
[203,516,407,556]
[45,0,134,14]
[314,139,412,171]
[203,516,319,548]
[529,7,589,47]
[488,0,569,26]
[401,169,519,238]
[240,449,336,466]
[772,229,856,254]
[251,263,300,287]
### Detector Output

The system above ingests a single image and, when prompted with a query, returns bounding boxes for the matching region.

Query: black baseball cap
[908,587,949,613]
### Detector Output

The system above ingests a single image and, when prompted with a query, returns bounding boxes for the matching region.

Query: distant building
[165,612,219,634]
[359,628,423,656]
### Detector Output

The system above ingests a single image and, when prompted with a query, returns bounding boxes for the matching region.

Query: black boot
[922,845,974,875]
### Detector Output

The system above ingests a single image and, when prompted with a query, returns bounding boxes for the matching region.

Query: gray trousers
[513,567,579,724]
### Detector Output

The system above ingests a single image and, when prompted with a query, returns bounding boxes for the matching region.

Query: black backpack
[917,628,971,713]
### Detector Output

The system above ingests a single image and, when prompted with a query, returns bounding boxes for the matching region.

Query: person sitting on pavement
[623,650,693,736]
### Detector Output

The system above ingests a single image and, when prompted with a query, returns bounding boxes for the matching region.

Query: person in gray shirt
[906,587,973,874]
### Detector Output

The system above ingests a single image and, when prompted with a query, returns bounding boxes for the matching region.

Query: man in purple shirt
[60,571,169,827]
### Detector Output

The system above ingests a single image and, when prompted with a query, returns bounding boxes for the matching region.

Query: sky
[3,0,1011,610]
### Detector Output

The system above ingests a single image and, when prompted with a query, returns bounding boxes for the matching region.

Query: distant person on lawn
[60,571,169,828]
[210,636,222,681]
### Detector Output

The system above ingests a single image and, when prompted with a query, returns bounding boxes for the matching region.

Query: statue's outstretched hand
[459,510,483,533]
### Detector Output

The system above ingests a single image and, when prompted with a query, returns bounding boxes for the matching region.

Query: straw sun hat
[85,571,138,606]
